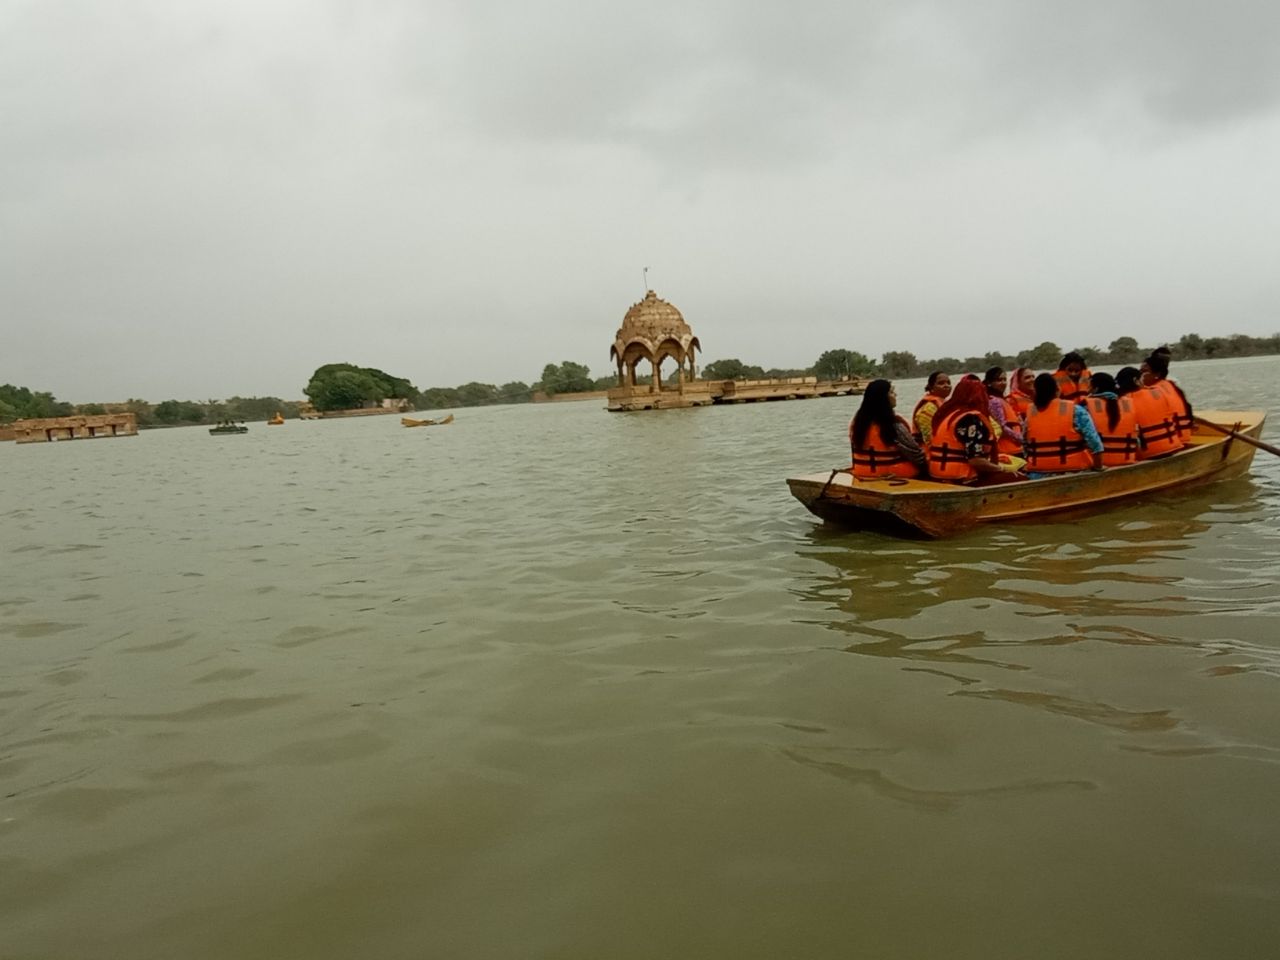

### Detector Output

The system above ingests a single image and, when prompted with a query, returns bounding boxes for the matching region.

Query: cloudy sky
[3,0,1278,402]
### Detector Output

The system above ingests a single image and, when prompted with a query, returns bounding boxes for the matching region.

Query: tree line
[0,385,298,428]
[6,331,1277,424]
[710,331,1280,384]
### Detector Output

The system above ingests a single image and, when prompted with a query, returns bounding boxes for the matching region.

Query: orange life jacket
[1150,378,1192,442]
[1007,391,1032,422]
[1053,368,1092,403]
[849,416,918,479]
[1024,400,1093,472]
[1085,396,1139,466]
[927,410,981,483]
[1130,387,1182,459]
[991,395,1023,457]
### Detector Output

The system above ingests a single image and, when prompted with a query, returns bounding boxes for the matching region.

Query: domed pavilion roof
[610,290,700,363]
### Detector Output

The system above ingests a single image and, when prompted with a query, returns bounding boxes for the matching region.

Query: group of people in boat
[848,349,1194,484]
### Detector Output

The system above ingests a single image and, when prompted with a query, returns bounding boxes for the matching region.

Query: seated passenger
[1006,367,1035,423]
[848,379,925,479]
[1024,373,1104,476]
[1053,351,1093,403]
[1118,365,1182,459]
[1141,349,1193,443]
[927,379,1017,483]
[912,372,952,446]
[1086,372,1139,466]
[1115,366,1142,396]
[983,366,1026,463]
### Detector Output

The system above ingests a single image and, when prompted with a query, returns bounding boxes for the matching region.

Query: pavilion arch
[609,291,700,393]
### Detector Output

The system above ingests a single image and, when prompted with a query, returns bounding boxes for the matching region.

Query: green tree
[153,400,205,424]
[879,351,919,378]
[498,381,533,403]
[456,382,499,407]
[922,357,963,374]
[538,361,594,396]
[225,396,296,421]
[419,387,461,409]
[305,363,417,411]
[1016,341,1062,369]
[0,384,73,421]
[813,349,876,380]
[1176,333,1204,358]
[701,358,748,380]
[123,398,155,427]
[1107,336,1141,362]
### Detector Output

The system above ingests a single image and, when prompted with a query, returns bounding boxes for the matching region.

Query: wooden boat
[787,410,1266,538]
[208,421,249,435]
[401,414,454,427]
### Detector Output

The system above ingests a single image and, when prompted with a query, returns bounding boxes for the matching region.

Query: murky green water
[4,357,1280,959]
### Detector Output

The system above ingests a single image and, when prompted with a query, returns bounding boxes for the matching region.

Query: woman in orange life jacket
[848,379,926,479]
[1117,365,1182,459]
[927,378,1018,483]
[983,367,1028,471]
[1085,372,1139,466]
[1052,351,1092,403]
[912,371,952,446]
[1024,373,1105,478]
[1006,367,1035,423]
[1141,349,1194,444]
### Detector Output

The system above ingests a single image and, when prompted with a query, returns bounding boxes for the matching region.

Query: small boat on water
[267,412,285,425]
[401,414,454,427]
[209,420,249,435]
[787,409,1268,538]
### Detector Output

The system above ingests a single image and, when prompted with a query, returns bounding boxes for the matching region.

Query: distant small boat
[209,421,249,435]
[401,414,454,427]
[267,412,285,425]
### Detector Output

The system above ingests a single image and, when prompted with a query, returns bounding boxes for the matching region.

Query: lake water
[4,356,1280,959]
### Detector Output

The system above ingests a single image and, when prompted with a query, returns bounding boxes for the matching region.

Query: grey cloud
[432,0,1280,168]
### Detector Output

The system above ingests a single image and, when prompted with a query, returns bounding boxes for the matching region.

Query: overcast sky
[3,0,1278,402]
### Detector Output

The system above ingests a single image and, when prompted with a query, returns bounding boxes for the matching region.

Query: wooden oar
[1193,416,1280,457]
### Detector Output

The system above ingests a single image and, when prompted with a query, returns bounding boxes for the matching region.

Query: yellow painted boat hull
[787,409,1266,538]
[401,414,454,427]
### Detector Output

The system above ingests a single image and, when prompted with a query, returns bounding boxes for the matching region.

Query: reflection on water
[3,358,1280,958]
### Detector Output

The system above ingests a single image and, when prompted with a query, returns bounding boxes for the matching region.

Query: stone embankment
[8,413,139,443]
[607,377,867,412]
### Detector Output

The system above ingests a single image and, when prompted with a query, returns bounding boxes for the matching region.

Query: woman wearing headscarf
[1006,367,1035,422]
[983,367,1026,466]
[848,379,925,479]
[927,378,1016,483]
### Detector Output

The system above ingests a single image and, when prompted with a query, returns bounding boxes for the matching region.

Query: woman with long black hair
[848,379,925,479]
[1024,373,1105,476]
[1086,372,1139,466]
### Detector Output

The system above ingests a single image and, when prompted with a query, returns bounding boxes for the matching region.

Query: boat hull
[401,414,454,427]
[787,410,1265,538]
